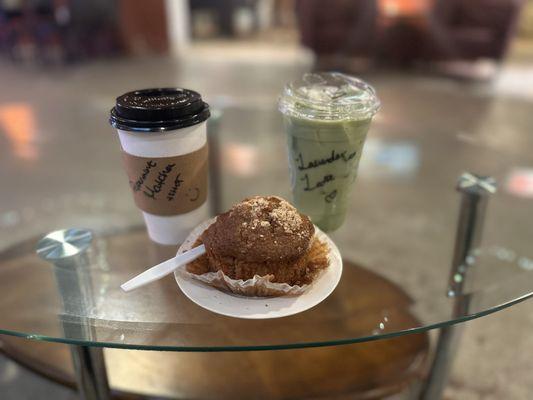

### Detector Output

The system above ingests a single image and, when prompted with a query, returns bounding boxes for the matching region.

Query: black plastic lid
[109,88,210,132]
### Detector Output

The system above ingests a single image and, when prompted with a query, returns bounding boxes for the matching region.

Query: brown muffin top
[202,196,315,262]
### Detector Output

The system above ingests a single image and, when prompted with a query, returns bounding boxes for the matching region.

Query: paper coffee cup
[110,88,211,245]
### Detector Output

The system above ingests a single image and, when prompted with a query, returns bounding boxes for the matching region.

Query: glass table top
[0,73,532,351]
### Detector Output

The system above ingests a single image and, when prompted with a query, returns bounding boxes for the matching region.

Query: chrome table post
[207,108,224,215]
[421,173,496,399]
[36,228,110,400]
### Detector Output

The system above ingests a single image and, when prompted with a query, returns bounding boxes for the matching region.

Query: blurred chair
[28,0,62,62]
[295,0,378,60]
[375,1,430,67]
[56,0,120,61]
[0,0,121,63]
[0,0,25,59]
[426,0,525,62]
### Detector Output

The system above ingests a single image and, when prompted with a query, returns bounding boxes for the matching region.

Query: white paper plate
[174,222,343,319]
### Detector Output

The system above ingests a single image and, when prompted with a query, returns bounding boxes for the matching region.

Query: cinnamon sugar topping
[202,195,314,263]
[233,196,303,233]
[269,202,302,234]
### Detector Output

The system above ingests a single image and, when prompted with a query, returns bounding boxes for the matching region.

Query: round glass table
[0,98,532,399]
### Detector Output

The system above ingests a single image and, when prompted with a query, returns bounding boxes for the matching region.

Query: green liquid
[284,115,372,231]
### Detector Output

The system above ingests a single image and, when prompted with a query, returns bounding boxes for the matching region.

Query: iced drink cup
[110,88,210,245]
[278,73,380,232]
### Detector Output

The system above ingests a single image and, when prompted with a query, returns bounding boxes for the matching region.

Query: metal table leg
[207,108,224,215]
[421,172,496,399]
[71,346,110,400]
[36,228,111,400]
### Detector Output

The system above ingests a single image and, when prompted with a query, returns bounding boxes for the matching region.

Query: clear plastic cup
[278,72,380,231]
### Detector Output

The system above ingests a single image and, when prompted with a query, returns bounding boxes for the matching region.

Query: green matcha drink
[278,73,380,231]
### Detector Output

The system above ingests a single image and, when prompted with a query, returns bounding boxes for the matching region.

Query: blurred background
[0,0,532,74]
[1,0,533,399]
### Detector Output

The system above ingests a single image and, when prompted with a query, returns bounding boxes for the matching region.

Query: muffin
[185,196,329,294]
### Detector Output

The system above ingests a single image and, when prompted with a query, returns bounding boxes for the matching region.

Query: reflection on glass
[359,138,419,178]
[484,245,533,273]
[0,103,38,161]
[506,169,533,199]
[223,143,259,177]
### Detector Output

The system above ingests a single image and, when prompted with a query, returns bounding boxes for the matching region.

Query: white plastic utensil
[121,244,206,292]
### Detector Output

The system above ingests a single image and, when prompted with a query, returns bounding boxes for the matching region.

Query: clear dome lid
[278,72,380,121]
